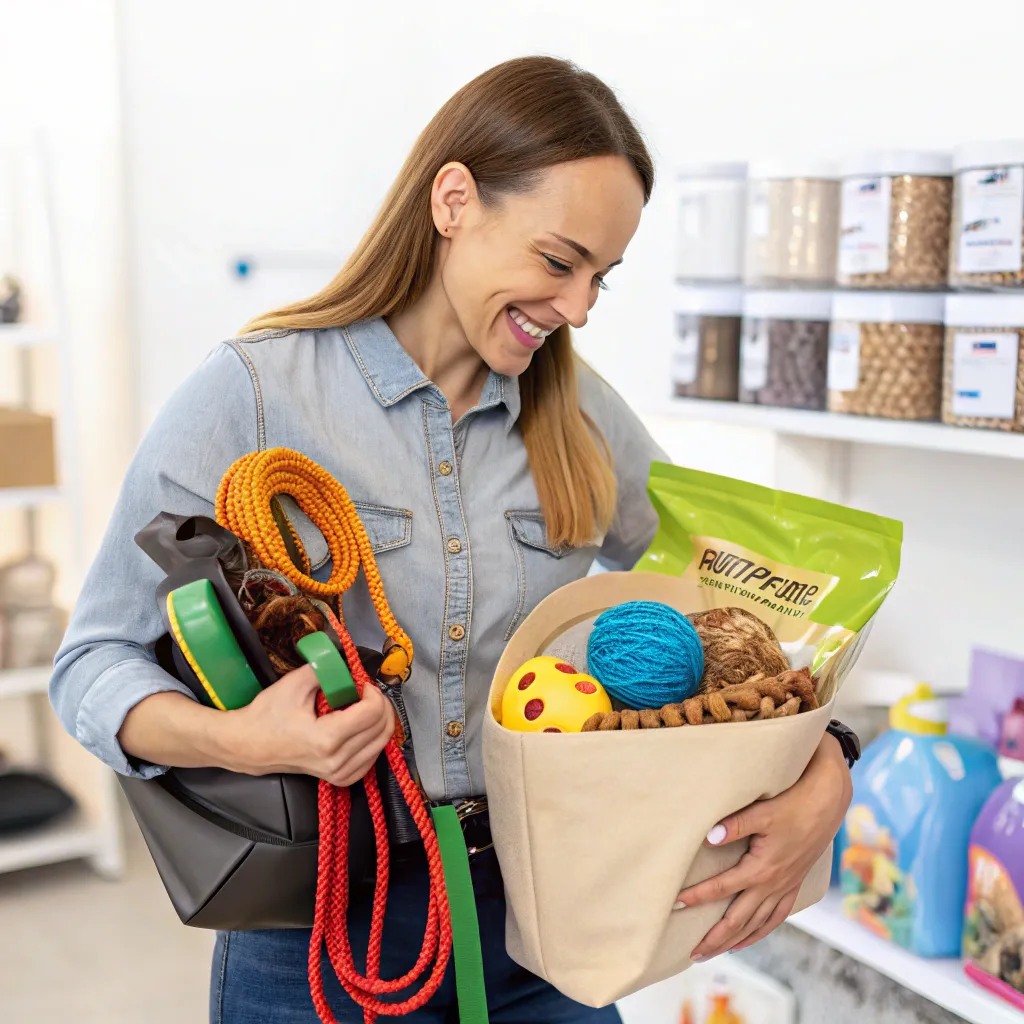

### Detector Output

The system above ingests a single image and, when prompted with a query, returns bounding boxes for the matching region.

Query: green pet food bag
[636,463,903,701]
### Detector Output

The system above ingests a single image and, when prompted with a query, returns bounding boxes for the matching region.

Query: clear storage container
[949,141,1024,290]
[739,291,832,410]
[942,294,1024,432]
[674,162,747,284]
[837,151,953,290]
[672,286,743,400]
[828,292,945,421]
[743,159,840,288]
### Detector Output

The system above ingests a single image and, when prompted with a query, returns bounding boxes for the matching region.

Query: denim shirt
[50,317,668,802]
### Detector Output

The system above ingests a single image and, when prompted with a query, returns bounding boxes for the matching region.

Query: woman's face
[433,155,645,376]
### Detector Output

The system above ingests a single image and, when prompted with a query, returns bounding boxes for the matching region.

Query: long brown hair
[241,56,654,548]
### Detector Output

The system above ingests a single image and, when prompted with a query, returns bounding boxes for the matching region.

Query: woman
[50,56,852,1023]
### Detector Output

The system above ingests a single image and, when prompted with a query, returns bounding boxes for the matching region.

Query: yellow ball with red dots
[501,656,612,733]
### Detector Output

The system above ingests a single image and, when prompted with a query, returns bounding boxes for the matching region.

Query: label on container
[839,176,892,275]
[740,320,770,392]
[673,319,700,385]
[828,322,862,391]
[951,331,1020,419]
[749,194,770,239]
[957,166,1024,274]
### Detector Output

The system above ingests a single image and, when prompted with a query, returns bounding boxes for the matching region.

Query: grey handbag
[119,510,414,930]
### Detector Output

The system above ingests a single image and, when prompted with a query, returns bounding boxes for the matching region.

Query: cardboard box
[0,408,56,488]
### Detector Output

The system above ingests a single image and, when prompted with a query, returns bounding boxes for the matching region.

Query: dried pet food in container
[675,162,747,284]
[837,151,953,290]
[949,141,1024,290]
[744,159,840,287]
[942,294,1024,432]
[739,291,832,410]
[828,292,945,421]
[672,286,742,400]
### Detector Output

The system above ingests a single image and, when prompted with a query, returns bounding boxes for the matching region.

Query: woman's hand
[678,733,852,962]
[221,664,396,787]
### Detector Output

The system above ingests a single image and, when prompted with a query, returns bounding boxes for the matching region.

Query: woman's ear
[431,162,478,237]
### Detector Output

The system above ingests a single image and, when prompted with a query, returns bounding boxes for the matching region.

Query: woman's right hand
[222,664,396,787]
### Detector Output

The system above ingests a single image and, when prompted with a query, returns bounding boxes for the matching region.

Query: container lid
[674,285,744,317]
[832,292,946,325]
[945,293,1024,327]
[840,149,953,178]
[676,161,747,181]
[748,156,840,181]
[743,290,834,321]
[890,684,948,736]
[953,140,1024,172]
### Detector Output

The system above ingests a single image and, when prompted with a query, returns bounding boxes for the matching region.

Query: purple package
[963,776,1024,998]
[948,648,1024,749]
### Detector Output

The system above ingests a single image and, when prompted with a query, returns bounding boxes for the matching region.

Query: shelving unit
[791,891,1021,1024]
[656,396,1024,461]
[0,142,124,882]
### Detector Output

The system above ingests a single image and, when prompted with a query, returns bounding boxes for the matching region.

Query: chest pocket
[273,495,412,583]
[504,510,588,641]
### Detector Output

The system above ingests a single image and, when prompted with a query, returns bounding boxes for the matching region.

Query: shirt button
[438,461,453,476]
[447,537,462,554]
[448,624,465,642]
[447,720,464,738]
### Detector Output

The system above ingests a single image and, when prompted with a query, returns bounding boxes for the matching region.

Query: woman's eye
[543,255,572,274]
[595,276,609,291]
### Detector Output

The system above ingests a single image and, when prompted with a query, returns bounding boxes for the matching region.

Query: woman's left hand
[678,733,853,962]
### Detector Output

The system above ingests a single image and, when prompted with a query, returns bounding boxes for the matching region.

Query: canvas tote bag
[483,570,835,1007]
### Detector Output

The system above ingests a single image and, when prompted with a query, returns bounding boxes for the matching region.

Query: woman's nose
[551,278,593,330]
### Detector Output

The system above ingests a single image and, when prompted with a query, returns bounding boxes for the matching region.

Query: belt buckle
[454,798,493,856]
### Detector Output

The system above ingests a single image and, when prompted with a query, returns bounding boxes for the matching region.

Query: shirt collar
[342,317,521,430]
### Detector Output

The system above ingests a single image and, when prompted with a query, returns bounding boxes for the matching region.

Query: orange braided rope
[214,448,452,1023]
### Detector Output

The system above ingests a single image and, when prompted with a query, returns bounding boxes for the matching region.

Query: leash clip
[454,799,493,856]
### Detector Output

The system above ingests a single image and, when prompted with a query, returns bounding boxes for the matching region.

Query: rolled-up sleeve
[576,361,672,572]
[50,342,259,778]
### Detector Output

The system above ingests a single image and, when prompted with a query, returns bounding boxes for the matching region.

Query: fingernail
[691,954,705,962]
[672,900,686,911]
[707,824,727,846]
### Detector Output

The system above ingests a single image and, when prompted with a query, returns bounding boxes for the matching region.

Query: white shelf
[0,322,57,347]
[0,815,104,875]
[0,486,61,509]
[790,890,1022,1024]
[656,397,1024,461]
[0,667,50,699]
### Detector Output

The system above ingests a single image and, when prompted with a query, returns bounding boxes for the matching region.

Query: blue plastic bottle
[836,684,1002,957]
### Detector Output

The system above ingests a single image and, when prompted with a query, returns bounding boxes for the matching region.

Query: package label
[740,320,770,392]
[672,318,700,386]
[828,322,862,392]
[952,332,1020,419]
[957,166,1024,274]
[839,176,893,275]
[749,193,770,239]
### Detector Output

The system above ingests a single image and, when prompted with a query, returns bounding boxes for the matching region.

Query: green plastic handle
[167,578,262,711]
[297,631,360,709]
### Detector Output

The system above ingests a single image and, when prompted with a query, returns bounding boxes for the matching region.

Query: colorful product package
[635,464,903,702]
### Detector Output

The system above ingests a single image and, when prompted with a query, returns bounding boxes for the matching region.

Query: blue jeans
[210,844,622,1023]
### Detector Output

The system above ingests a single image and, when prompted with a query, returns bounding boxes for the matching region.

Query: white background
[6,0,1024,694]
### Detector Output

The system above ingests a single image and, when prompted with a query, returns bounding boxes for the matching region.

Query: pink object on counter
[964,962,1024,1012]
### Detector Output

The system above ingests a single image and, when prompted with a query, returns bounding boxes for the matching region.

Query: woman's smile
[505,305,554,351]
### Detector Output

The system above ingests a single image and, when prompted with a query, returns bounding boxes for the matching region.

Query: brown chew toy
[688,606,790,690]
[581,667,818,731]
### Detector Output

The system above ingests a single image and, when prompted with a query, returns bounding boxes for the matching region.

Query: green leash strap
[296,631,360,709]
[430,804,489,1024]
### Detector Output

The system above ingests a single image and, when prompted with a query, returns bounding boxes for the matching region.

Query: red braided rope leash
[308,604,452,1023]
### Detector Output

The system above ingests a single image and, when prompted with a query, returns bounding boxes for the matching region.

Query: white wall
[117,0,1024,693]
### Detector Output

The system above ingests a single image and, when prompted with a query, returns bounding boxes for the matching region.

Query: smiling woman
[242,56,654,549]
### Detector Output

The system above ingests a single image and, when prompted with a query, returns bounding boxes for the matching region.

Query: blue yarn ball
[586,601,704,710]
